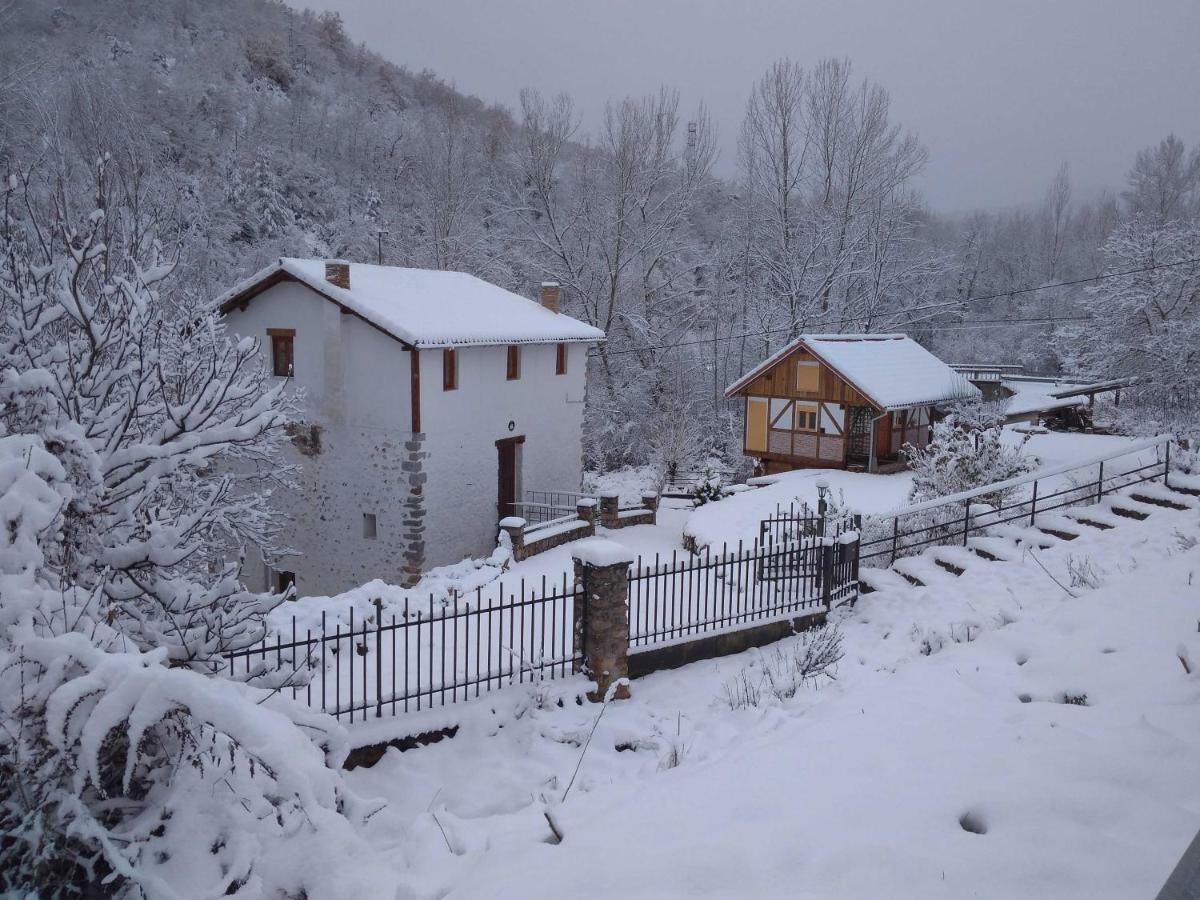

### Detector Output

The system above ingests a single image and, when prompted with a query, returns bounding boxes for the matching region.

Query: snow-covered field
[343,484,1200,898]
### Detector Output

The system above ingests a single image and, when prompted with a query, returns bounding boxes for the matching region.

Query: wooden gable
[738,346,873,407]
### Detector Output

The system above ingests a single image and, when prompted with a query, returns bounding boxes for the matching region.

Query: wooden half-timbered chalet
[726,334,979,474]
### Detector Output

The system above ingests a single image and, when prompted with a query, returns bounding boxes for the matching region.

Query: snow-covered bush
[761,625,844,701]
[0,619,391,898]
[906,409,1037,507]
[722,626,843,708]
[0,154,296,672]
[691,467,725,507]
[0,413,388,898]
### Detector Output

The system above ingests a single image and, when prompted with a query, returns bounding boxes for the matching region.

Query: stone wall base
[627,610,827,678]
[511,519,594,561]
[603,509,655,529]
[342,724,459,770]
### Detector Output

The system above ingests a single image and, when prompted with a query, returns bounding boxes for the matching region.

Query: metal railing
[516,489,586,525]
[859,435,1173,566]
[225,576,580,722]
[626,536,859,649]
[759,499,858,546]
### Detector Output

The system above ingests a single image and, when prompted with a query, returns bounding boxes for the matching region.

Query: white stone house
[217,258,605,596]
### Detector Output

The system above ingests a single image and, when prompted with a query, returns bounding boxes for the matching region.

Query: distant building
[950,363,1134,428]
[726,334,979,474]
[218,258,604,595]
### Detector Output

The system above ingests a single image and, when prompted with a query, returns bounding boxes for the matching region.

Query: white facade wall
[420,342,587,568]
[224,279,590,594]
[224,281,416,597]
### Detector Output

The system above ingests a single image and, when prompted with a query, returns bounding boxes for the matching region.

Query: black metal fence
[225,576,580,722]
[626,536,859,649]
[759,500,859,546]
[859,436,1173,566]
[231,536,863,722]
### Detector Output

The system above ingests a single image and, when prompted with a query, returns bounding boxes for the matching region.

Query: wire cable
[584,255,1200,359]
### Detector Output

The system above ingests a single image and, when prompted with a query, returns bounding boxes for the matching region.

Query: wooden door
[874,412,893,461]
[745,398,768,453]
[496,437,520,520]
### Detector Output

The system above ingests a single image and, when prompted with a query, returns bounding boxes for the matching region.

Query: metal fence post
[1096,460,1105,504]
[821,541,834,610]
[891,517,899,566]
[1029,478,1038,526]
[851,535,861,603]
[962,502,971,546]
[374,598,383,718]
[1164,440,1171,486]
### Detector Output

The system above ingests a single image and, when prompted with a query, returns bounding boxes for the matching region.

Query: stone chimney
[325,260,350,290]
[539,281,561,313]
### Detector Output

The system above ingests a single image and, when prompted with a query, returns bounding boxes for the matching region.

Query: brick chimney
[539,281,561,313]
[325,260,350,290]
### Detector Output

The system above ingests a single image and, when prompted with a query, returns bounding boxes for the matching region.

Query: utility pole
[374,229,389,265]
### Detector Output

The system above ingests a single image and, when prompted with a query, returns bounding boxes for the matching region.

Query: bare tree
[1124,134,1200,222]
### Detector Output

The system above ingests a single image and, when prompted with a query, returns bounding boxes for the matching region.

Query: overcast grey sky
[317,0,1200,212]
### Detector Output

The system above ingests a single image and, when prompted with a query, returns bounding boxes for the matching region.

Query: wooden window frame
[268,328,295,377]
[506,344,521,381]
[794,402,819,433]
[555,342,567,375]
[442,348,458,391]
[363,512,378,539]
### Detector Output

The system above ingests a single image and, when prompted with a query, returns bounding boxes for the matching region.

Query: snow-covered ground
[345,484,1200,899]
[684,429,1154,549]
[264,432,1166,719]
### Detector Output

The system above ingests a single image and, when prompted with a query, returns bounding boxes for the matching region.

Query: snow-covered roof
[216,258,606,349]
[725,333,980,410]
[1001,378,1089,416]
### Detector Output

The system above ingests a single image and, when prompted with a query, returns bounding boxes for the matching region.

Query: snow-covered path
[346,484,1200,899]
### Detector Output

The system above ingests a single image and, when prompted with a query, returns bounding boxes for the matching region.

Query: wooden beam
[409,348,421,433]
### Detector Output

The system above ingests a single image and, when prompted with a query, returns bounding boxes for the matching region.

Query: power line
[589,315,1093,359]
[586,255,1200,360]
[908,255,1200,314]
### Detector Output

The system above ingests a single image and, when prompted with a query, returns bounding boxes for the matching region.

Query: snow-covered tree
[243,151,295,241]
[1057,217,1200,442]
[0,154,296,672]
[0,155,393,898]
[906,410,1037,504]
[1123,134,1200,222]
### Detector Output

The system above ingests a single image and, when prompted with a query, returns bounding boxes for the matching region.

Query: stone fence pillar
[571,538,634,702]
[640,491,660,524]
[598,492,620,529]
[576,498,598,533]
[498,516,527,560]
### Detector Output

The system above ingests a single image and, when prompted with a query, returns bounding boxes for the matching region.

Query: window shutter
[555,342,567,375]
[506,345,520,380]
[442,348,457,390]
[268,329,295,376]
[795,361,819,393]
